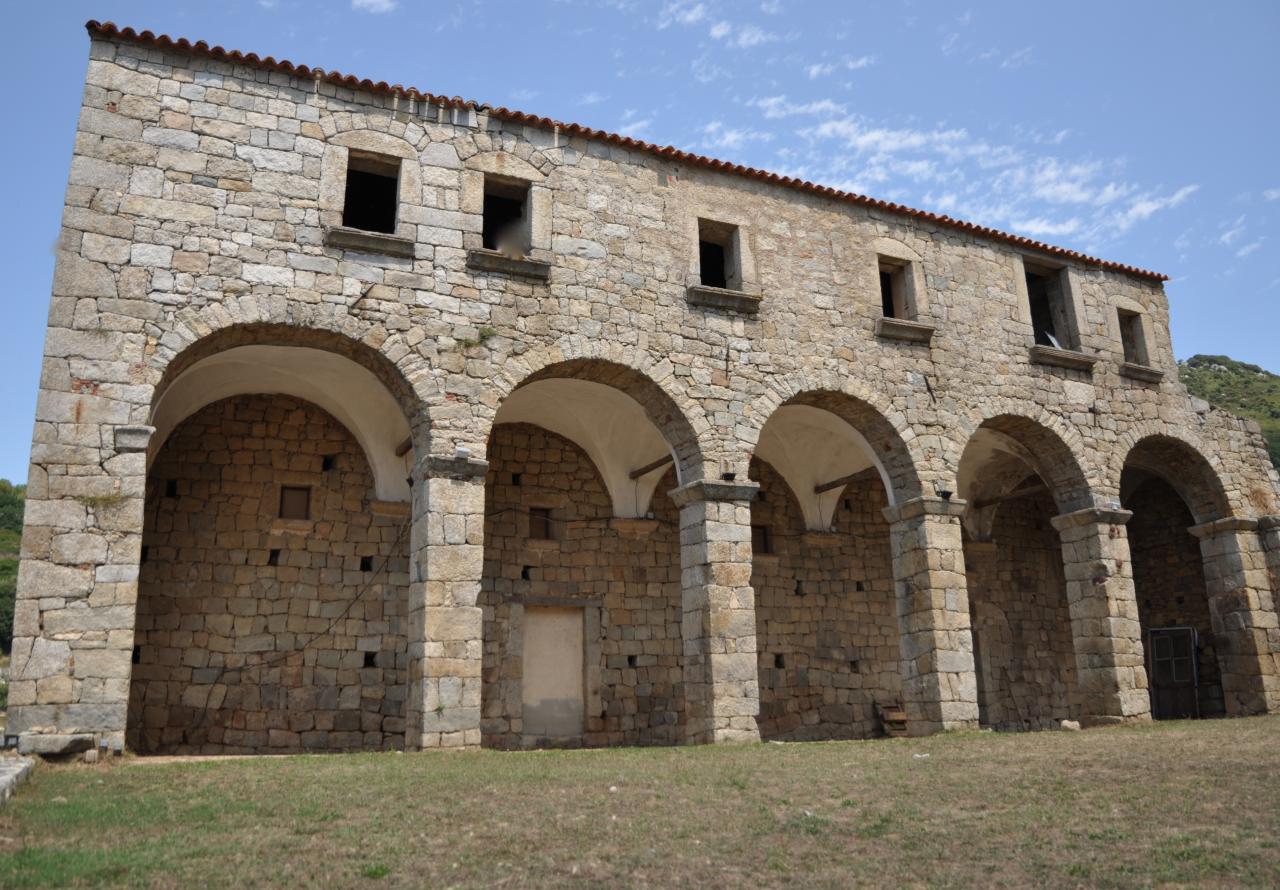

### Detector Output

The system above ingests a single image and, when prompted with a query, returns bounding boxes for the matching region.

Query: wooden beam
[628,454,673,480]
[814,472,863,494]
[394,437,413,458]
[972,483,1048,511]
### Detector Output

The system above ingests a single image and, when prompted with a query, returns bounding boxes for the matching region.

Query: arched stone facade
[8,24,1279,754]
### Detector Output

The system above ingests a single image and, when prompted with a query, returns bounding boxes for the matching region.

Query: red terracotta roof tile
[84,20,1169,283]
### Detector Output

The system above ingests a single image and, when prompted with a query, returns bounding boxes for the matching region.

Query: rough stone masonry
[9,21,1280,755]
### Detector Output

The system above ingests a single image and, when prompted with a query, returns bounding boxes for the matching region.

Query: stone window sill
[1119,361,1164,383]
[466,248,551,281]
[1028,344,1098,373]
[686,284,762,315]
[323,225,416,259]
[875,317,935,344]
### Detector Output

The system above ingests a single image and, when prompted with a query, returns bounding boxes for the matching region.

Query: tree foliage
[1180,355,1280,469]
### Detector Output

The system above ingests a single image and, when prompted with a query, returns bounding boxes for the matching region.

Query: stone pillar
[883,496,979,735]
[669,479,761,744]
[407,454,488,749]
[1050,507,1150,726]
[9,424,152,756]
[1189,517,1280,716]
[1259,516,1280,714]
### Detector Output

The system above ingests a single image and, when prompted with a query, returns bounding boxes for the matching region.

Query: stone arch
[744,370,927,516]
[1119,433,1233,526]
[484,339,712,486]
[951,404,1096,513]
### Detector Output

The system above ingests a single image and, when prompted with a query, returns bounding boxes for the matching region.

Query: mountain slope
[1179,355,1280,469]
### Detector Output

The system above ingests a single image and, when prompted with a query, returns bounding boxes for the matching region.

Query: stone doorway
[521,607,586,740]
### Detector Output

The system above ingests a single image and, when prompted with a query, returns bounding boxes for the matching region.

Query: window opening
[342,153,400,234]
[279,486,311,520]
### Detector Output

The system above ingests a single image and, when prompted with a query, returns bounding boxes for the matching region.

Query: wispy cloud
[760,0,784,13]
[701,121,774,151]
[580,91,607,105]
[657,1,706,29]
[352,0,397,12]
[1264,187,1280,201]
[710,20,779,48]
[1219,216,1247,245]
[1001,47,1032,69]
[806,55,875,78]
[1237,239,1264,258]
[751,95,847,118]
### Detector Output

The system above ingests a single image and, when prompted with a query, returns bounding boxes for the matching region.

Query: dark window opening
[321,454,336,472]
[279,486,311,521]
[843,498,852,511]
[627,654,638,668]
[878,257,911,319]
[849,659,860,673]
[360,555,374,572]
[342,153,400,234]
[140,545,149,564]
[132,645,141,665]
[521,565,532,580]
[855,580,866,592]
[697,218,738,289]
[794,580,806,597]
[1025,262,1074,349]
[363,651,377,669]
[751,524,773,555]
[267,548,281,567]
[511,472,522,487]
[164,479,178,499]
[482,177,530,253]
[774,653,786,669]
[1119,309,1148,365]
[529,506,554,541]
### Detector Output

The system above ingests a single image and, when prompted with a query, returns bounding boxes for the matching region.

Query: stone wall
[966,490,1077,730]
[480,423,685,747]
[128,394,409,753]
[750,461,900,740]
[1128,477,1224,717]
[9,26,1280,750]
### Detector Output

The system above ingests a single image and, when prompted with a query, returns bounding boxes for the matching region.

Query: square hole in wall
[751,524,773,555]
[363,651,377,669]
[1118,308,1149,365]
[321,454,337,472]
[511,472,522,487]
[132,645,141,665]
[774,653,786,669]
[794,580,806,597]
[529,506,554,541]
[342,152,400,234]
[855,580,866,592]
[164,479,178,499]
[267,548,281,567]
[279,486,311,520]
[483,175,530,253]
[140,545,149,564]
[627,654,637,668]
[360,555,374,572]
[521,565,532,580]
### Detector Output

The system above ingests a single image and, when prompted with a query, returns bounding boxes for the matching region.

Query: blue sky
[1,1,1277,483]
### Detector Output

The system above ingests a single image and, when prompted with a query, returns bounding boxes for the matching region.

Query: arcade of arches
[114,341,1280,754]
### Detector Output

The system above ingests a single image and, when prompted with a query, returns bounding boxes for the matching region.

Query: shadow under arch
[1120,434,1233,526]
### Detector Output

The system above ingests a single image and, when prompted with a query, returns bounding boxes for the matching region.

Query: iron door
[1147,627,1199,720]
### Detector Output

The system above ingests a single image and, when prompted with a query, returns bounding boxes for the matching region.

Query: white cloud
[1107,185,1198,233]
[807,55,875,78]
[258,0,278,8]
[1219,216,1247,245]
[352,0,397,12]
[1264,188,1280,201]
[1009,217,1083,238]
[709,21,779,48]
[1237,239,1263,258]
[702,121,774,151]
[709,20,732,39]
[580,91,606,105]
[1000,47,1032,69]
[806,62,835,79]
[657,1,706,29]
[761,0,784,13]
[751,95,847,118]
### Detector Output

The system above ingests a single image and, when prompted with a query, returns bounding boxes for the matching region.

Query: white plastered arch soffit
[755,404,894,530]
[149,345,413,502]
[493,378,679,518]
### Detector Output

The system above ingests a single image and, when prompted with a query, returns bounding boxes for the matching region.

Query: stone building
[9,21,1280,755]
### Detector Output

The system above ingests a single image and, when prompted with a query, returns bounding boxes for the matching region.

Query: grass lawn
[0,716,1277,888]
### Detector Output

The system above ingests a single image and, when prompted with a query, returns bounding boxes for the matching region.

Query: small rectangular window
[751,524,773,555]
[483,176,530,253]
[342,153,400,234]
[529,506,554,541]
[279,486,311,521]
[1024,262,1076,350]
[1118,309,1148,365]
[698,219,740,290]
[877,257,912,319]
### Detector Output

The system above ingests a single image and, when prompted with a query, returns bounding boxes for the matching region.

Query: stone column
[1189,517,1280,716]
[9,424,152,756]
[1259,515,1280,714]
[883,496,979,735]
[669,479,761,744]
[1051,507,1150,726]
[406,454,488,749]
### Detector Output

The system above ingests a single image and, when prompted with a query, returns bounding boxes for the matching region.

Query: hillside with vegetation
[1180,355,1280,469]
[0,479,21,655]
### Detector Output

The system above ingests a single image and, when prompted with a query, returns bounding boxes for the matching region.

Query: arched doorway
[957,416,1092,730]
[480,362,700,748]
[749,393,919,741]
[1122,436,1233,720]
[127,332,421,754]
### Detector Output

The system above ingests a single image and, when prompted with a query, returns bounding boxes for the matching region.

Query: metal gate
[1147,626,1200,720]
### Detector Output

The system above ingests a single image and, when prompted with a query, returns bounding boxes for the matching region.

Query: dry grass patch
[1,716,1278,888]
